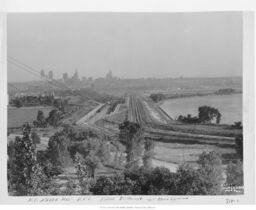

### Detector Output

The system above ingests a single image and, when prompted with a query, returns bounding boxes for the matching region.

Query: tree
[197,151,224,195]
[47,109,61,127]
[37,152,62,178]
[145,167,177,195]
[119,121,141,144]
[177,114,200,124]
[198,106,221,124]
[84,153,101,178]
[8,129,48,195]
[176,164,206,195]
[31,131,41,145]
[226,160,243,187]
[91,166,177,195]
[61,179,81,195]
[90,175,135,195]
[36,110,46,127]
[7,140,16,193]
[232,121,243,129]
[14,99,22,108]
[96,139,111,165]
[235,135,243,160]
[73,153,92,194]
[22,123,31,135]
[53,99,63,110]
[149,93,166,103]
[90,155,225,196]
[119,121,144,169]
[125,130,144,170]
[47,132,72,168]
[143,139,155,169]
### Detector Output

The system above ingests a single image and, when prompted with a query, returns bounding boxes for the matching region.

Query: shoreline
[157,92,242,106]
[157,93,242,125]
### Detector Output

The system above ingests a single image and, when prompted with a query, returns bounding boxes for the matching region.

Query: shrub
[235,135,243,160]
[226,160,243,187]
[31,131,41,145]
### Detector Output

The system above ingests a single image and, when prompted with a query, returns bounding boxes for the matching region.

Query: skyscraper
[48,71,53,79]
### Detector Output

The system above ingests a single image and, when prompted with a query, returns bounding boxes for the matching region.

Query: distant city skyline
[8,12,242,82]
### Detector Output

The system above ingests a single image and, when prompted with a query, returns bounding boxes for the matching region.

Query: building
[106,70,113,80]
[40,69,45,78]
[73,69,79,81]
[63,73,68,82]
[48,71,53,80]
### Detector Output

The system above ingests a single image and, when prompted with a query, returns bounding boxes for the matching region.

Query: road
[76,93,236,146]
[126,94,236,146]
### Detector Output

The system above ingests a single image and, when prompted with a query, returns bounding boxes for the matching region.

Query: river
[159,94,242,124]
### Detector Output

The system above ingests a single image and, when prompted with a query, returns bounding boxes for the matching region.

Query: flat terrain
[153,141,237,172]
[8,106,52,128]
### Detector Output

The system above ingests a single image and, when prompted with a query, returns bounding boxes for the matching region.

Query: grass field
[153,141,237,172]
[8,106,53,128]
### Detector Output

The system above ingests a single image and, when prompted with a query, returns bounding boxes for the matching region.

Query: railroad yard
[72,93,240,172]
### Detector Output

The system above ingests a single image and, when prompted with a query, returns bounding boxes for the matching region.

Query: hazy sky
[7,12,242,82]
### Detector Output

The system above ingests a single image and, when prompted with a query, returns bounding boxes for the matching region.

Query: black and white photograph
[0,2,255,205]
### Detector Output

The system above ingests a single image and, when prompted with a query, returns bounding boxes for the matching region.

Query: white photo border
[0,0,255,205]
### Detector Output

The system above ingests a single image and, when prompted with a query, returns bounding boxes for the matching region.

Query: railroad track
[127,94,148,124]
[79,94,236,146]
[125,94,236,145]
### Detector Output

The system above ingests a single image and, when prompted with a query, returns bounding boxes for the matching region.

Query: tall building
[82,76,87,82]
[48,71,53,79]
[40,69,45,78]
[73,69,79,81]
[106,70,113,79]
[63,73,68,82]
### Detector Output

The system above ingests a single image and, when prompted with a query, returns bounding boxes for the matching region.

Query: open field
[8,106,52,128]
[154,141,236,164]
[153,140,237,173]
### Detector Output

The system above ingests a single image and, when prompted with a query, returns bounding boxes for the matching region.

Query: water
[160,94,242,124]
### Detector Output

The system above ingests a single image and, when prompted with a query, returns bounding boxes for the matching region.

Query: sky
[7,12,242,82]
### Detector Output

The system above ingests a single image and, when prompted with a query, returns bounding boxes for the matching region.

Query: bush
[149,93,166,103]
[235,135,243,160]
[90,175,135,195]
[232,121,243,129]
[176,164,206,195]
[90,151,225,195]
[31,131,41,145]
[226,160,243,187]
[91,167,178,195]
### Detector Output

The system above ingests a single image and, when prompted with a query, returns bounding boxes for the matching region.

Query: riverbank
[156,90,242,105]
[159,93,242,124]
